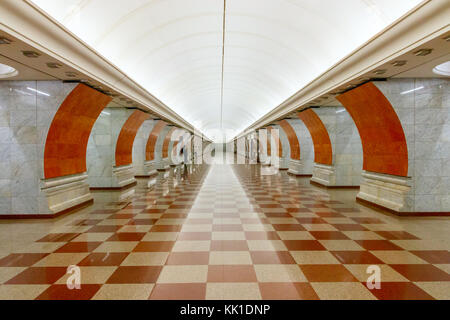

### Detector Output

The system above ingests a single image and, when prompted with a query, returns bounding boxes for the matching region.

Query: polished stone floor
[0,163,449,300]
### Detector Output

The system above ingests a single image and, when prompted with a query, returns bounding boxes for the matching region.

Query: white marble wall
[276,125,290,160]
[86,106,134,188]
[286,118,314,174]
[0,80,77,215]
[133,119,156,176]
[375,78,450,212]
[155,126,172,163]
[314,107,363,186]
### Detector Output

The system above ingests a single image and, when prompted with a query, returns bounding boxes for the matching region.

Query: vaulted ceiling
[31,0,423,142]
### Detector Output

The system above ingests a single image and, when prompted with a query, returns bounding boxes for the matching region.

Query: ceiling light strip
[220,0,227,132]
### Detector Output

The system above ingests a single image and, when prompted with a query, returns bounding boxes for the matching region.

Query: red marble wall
[115,110,150,166]
[266,128,272,156]
[267,126,282,157]
[44,84,112,179]
[277,120,300,160]
[337,82,408,177]
[163,128,176,158]
[145,120,167,161]
[297,109,333,165]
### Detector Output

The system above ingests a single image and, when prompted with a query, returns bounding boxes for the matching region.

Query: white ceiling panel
[32,0,423,141]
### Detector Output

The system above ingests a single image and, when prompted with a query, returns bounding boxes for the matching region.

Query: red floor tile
[283,240,326,251]
[36,284,101,300]
[165,252,210,265]
[314,211,345,218]
[331,251,384,264]
[72,219,102,226]
[108,213,136,219]
[367,282,434,300]
[272,224,306,231]
[161,213,188,219]
[86,225,122,233]
[142,209,166,213]
[107,233,146,241]
[264,212,292,218]
[355,240,403,250]
[286,208,312,213]
[149,283,206,300]
[308,231,349,240]
[210,240,249,251]
[133,241,175,252]
[300,265,358,282]
[332,224,368,231]
[78,252,129,266]
[36,233,80,242]
[0,253,49,267]
[127,219,158,226]
[106,266,162,284]
[55,242,102,253]
[5,267,67,284]
[351,217,386,224]
[259,283,319,300]
[250,251,296,264]
[389,264,450,282]
[374,231,420,240]
[410,250,450,264]
[207,265,257,282]
[150,225,182,232]
[296,218,325,224]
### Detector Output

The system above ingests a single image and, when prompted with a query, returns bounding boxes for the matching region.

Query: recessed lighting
[22,51,41,58]
[0,63,18,78]
[374,69,387,75]
[0,37,12,44]
[413,48,433,56]
[433,61,450,76]
[392,60,407,67]
[46,62,63,69]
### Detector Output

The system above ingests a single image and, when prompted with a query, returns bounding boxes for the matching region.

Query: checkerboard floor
[0,164,449,300]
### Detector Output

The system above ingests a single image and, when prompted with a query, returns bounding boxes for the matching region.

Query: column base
[143,160,158,177]
[357,171,412,213]
[279,157,289,170]
[112,164,136,188]
[157,158,170,171]
[40,172,93,214]
[311,163,336,187]
[287,159,311,176]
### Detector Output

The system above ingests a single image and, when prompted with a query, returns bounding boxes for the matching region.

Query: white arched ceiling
[32,0,423,142]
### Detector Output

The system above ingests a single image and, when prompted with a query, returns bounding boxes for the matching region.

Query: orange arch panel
[297,109,332,165]
[44,84,112,179]
[172,141,179,157]
[278,120,300,160]
[145,120,167,161]
[267,126,282,157]
[162,127,176,158]
[336,82,408,176]
[266,128,272,156]
[115,110,150,166]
